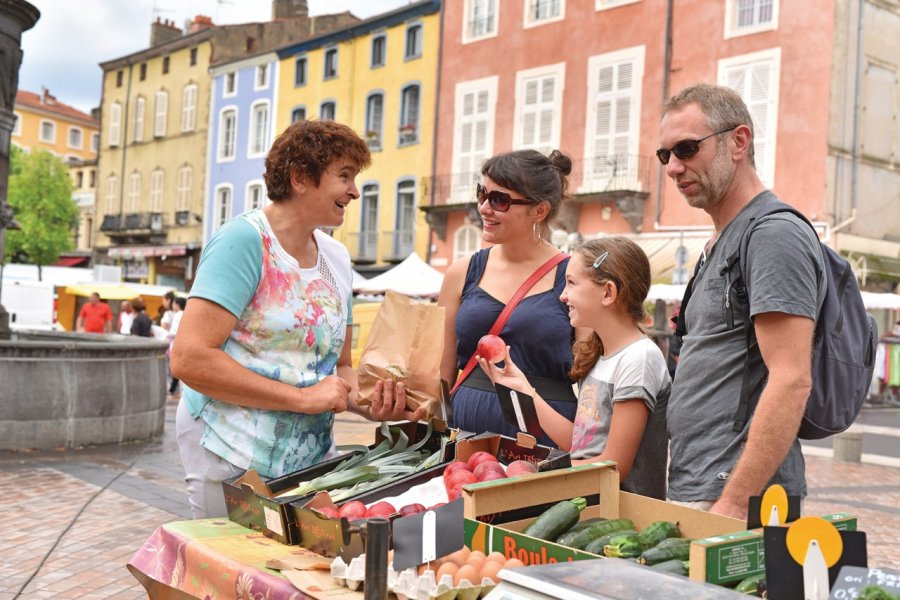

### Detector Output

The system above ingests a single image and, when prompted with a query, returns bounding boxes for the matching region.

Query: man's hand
[368,380,426,422]
[710,497,748,520]
[303,375,351,414]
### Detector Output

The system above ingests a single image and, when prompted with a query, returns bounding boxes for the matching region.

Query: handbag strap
[450,252,568,396]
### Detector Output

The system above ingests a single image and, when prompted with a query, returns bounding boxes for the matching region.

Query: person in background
[171,120,424,519]
[76,292,112,334]
[660,83,825,518]
[167,296,187,399]
[159,291,176,329]
[130,297,153,337]
[118,300,135,335]
[478,238,670,499]
[438,149,577,447]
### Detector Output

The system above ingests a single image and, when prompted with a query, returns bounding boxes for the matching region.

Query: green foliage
[4,147,77,267]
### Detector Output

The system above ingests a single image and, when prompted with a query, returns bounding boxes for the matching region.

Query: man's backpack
[675,200,878,440]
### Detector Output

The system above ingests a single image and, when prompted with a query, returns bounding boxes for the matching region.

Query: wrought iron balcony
[569,153,652,196]
[381,229,415,262]
[100,212,167,234]
[347,230,378,263]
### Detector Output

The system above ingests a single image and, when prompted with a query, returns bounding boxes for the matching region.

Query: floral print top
[182,210,353,478]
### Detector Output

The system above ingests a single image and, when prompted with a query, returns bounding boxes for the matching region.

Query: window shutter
[182,85,197,132]
[134,98,145,142]
[724,58,775,186]
[154,91,168,137]
[591,60,635,182]
[520,75,557,152]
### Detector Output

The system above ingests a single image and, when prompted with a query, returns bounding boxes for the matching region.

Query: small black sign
[391,499,465,571]
[829,565,900,599]
[495,383,544,437]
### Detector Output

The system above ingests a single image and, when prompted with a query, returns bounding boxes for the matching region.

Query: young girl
[478,238,670,499]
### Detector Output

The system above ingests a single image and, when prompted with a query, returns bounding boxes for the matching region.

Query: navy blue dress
[450,248,577,447]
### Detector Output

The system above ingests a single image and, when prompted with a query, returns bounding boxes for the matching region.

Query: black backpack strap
[672,256,703,341]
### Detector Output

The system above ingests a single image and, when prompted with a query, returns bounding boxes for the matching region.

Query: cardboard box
[462,463,857,585]
[223,420,458,545]
[454,432,571,473]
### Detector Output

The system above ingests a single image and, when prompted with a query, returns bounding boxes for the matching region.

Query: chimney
[41,87,56,105]
[151,16,182,46]
[272,0,309,20]
[189,15,214,33]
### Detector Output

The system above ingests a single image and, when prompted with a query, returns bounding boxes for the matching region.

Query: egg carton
[329,555,496,600]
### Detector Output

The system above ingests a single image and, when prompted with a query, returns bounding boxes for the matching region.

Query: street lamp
[0,0,40,339]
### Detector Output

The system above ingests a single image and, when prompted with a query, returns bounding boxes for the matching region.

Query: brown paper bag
[357,291,444,419]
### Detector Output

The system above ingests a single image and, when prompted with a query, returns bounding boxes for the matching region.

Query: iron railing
[100,212,167,232]
[347,230,378,262]
[381,229,415,262]
[569,153,653,195]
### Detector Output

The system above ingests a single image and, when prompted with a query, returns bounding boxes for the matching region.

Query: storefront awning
[107,245,187,259]
[52,256,89,267]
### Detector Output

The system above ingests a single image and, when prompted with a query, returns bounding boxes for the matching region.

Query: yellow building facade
[274,0,440,274]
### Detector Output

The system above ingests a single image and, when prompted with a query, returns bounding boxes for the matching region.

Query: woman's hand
[477,346,532,395]
[303,375,351,414]
[367,380,427,422]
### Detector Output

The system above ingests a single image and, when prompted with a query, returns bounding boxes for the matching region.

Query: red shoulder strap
[449,252,568,396]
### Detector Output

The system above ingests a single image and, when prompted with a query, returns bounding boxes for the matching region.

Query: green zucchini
[734,573,766,595]
[554,517,608,546]
[604,532,647,558]
[638,521,681,548]
[650,559,689,576]
[522,497,587,541]
[639,537,692,565]
[584,529,638,555]
[557,517,636,550]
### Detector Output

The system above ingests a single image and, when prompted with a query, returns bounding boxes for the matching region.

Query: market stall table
[127,518,364,600]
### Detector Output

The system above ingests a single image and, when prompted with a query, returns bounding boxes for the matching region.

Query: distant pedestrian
[167,297,187,399]
[130,297,153,337]
[159,291,176,329]
[118,300,135,335]
[76,292,112,334]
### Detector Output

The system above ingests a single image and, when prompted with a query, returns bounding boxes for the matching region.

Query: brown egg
[504,558,526,569]
[486,551,506,564]
[456,564,480,586]
[436,561,458,584]
[417,563,428,576]
[445,546,471,566]
[466,550,486,571]
[480,560,503,584]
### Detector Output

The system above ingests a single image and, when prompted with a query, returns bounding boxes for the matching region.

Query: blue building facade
[205,52,278,243]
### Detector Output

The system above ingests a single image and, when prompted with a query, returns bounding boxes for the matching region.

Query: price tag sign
[830,566,900,599]
[495,383,543,438]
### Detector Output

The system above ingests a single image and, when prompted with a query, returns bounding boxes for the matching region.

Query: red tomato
[366,501,397,518]
[316,506,339,519]
[467,451,499,470]
[505,460,538,476]
[398,503,427,516]
[473,461,506,481]
[445,469,477,491]
[338,500,367,520]
[443,461,473,479]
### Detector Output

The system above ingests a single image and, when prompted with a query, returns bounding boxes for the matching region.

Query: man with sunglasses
[660,84,825,519]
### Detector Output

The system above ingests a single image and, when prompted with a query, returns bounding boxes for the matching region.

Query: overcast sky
[19,0,414,114]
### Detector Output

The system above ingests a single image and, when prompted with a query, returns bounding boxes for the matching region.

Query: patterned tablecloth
[127,518,327,599]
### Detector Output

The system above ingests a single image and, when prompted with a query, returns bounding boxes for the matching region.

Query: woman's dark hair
[481,149,572,237]
[265,120,371,201]
[568,237,652,381]
[174,296,187,310]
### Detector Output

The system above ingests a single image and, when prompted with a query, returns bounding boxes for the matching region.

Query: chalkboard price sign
[829,565,900,599]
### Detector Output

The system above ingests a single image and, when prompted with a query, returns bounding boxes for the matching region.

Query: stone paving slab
[0,403,898,598]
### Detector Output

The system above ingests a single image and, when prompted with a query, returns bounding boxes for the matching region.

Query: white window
[108,102,121,146]
[176,165,192,211]
[246,182,265,210]
[359,184,379,260]
[595,0,641,10]
[154,90,168,137]
[514,63,564,154]
[40,120,55,143]
[255,64,269,89]
[405,24,423,59]
[214,185,233,231]
[105,175,118,213]
[365,93,384,149]
[12,111,21,136]
[248,101,269,157]
[181,84,197,132]
[725,0,778,38]
[324,47,338,79]
[320,101,336,121]
[224,71,237,96]
[524,0,564,27]
[218,108,237,161]
[91,133,99,153]
[454,224,481,259]
[68,127,83,149]
[718,47,781,188]
[133,96,145,142]
[127,172,142,213]
[451,76,498,202]
[582,46,645,193]
[393,180,417,258]
[149,169,164,212]
[399,85,421,145]
[464,0,498,43]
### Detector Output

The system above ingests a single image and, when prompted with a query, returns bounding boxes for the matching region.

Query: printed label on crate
[705,538,766,584]
[264,506,284,537]
[464,519,595,566]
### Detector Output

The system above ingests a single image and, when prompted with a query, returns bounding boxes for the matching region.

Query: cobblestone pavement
[0,402,898,598]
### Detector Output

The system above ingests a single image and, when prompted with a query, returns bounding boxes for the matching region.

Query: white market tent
[648,283,900,312]
[353,253,444,299]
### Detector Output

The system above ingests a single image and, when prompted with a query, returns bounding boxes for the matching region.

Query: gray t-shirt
[667,191,826,501]
[571,336,670,500]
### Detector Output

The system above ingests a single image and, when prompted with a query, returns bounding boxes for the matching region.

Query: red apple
[443,461,472,478]
[447,483,466,501]
[316,506,339,519]
[477,469,508,483]
[398,503,427,516]
[473,461,505,481]
[366,501,396,518]
[506,460,538,476]
[476,334,507,363]
[445,469,477,490]
[467,451,499,470]
[338,500,367,520]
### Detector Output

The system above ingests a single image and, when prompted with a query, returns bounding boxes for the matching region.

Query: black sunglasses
[476,183,536,212]
[656,126,737,165]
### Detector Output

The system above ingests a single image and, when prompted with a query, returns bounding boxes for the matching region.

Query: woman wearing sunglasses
[438,149,578,446]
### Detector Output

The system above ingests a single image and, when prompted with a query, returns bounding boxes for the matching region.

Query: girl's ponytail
[570,331,604,381]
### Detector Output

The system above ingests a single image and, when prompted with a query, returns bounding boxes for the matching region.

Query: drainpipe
[118,59,133,220]
[653,0,674,229]
[425,0,444,264]
[850,0,865,215]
